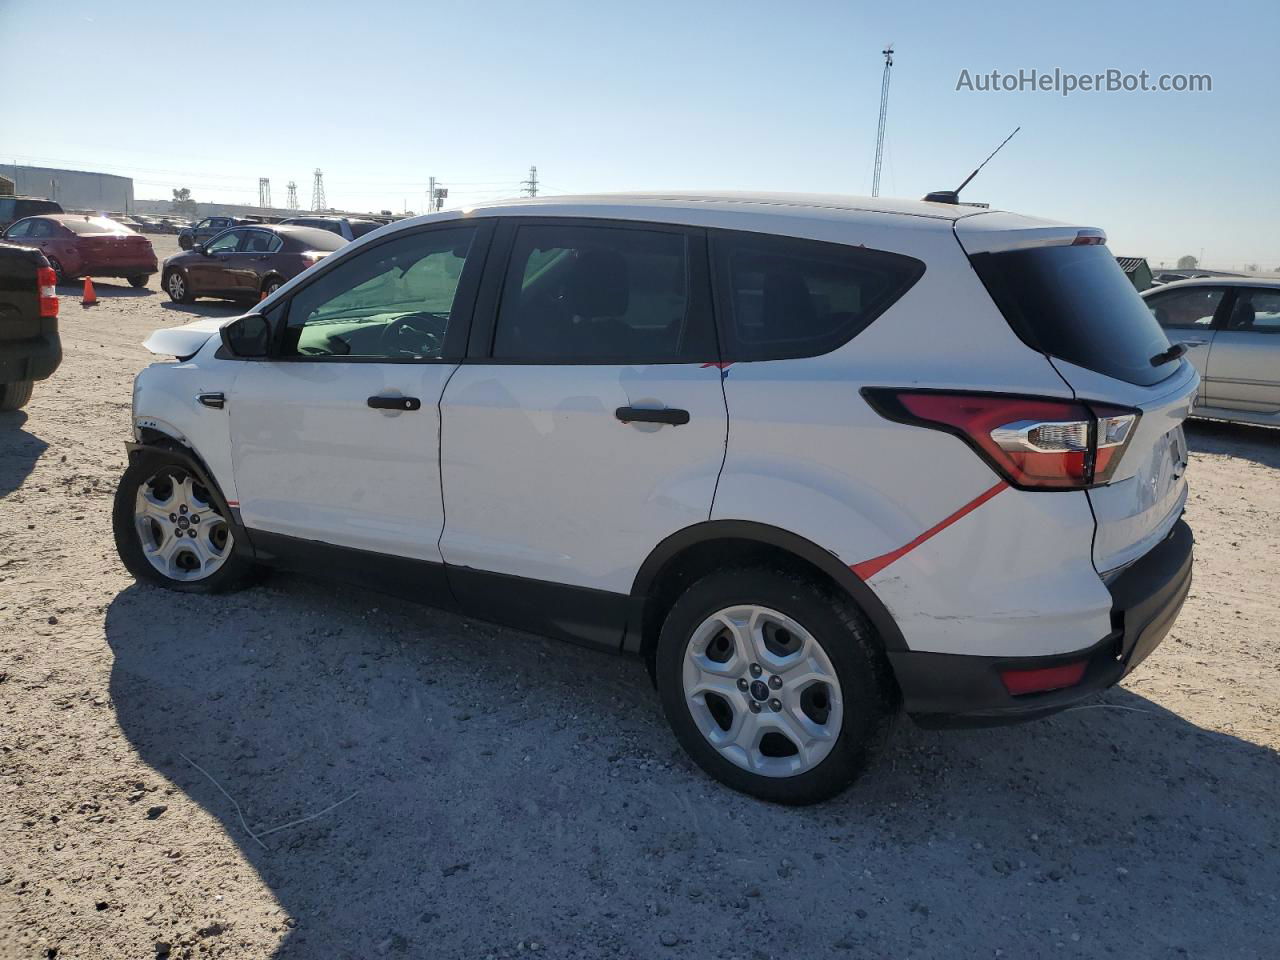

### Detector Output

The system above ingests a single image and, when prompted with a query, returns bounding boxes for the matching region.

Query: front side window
[492,223,708,362]
[1146,287,1224,329]
[281,226,477,360]
[205,230,244,254]
[711,230,924,361]
[1228,289,1280,332]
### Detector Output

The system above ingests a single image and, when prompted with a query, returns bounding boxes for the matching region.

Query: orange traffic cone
[81,277,97,306]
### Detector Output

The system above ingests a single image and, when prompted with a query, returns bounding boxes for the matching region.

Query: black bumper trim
[889,518,1193,728]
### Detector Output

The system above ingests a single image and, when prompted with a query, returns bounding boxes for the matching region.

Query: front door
[439,218,727,647]
[1205,287,1280,414]
[228,220,491,566]
[187,228,245,295]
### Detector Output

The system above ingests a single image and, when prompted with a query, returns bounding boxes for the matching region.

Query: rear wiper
[1150,342,1187,367]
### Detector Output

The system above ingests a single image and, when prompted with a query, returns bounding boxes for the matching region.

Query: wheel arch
[626,520,908,674]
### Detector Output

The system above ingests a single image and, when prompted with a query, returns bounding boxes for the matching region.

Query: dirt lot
[2,238,1278,959]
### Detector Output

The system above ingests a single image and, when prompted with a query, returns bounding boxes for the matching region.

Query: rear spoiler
[954,211,1106,255]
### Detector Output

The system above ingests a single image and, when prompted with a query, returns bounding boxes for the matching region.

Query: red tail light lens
[863,390,1139,490]
[37,266,59,318]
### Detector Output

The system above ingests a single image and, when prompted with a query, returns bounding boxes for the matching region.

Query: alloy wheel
[682,604,843,778]
[167,272,185,300]
[133,470,232,582]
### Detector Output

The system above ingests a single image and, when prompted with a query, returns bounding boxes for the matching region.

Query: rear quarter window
[970,244,1175,387]
[709,230,924,361]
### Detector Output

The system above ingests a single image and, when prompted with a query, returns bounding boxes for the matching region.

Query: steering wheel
[378,312,446,357]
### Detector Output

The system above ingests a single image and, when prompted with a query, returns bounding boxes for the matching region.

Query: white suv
[113,193,1196,804]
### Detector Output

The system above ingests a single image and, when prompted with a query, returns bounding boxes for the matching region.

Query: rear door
[1142,284,1228,405]
[1202,287,1280,416]
[438,217,727,648]
[962,231,1196,574]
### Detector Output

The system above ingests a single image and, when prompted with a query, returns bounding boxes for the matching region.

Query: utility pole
[521,165,539,197]
[427,177,447,212]
[258,178,272,209]
[286,180,299,210]
[311,168,326,212]
[872,45,894,198]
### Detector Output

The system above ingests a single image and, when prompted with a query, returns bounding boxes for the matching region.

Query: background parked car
[1,215,157,287]
[279,215,384,242]
[161,223,345,303]
[0,196,64,232]
[0,240,61,410]
[1143,276,1280,426]
[178,216,247,250]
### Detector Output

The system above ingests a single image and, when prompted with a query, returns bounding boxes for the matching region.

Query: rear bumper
[80,261,157,277]
[889,518,1193,727]
[0,333,62,383]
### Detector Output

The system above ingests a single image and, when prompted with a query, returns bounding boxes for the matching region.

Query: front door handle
[1181,339,1209,346]
[368,395,421,411]
[615,406,690,426]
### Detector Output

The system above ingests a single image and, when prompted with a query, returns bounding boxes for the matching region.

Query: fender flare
[626,519,907,653]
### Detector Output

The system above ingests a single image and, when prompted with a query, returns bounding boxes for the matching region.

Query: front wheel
[48,257,73,285]
[112,451,254,593]
[164,269,194,303]
[656,566,896,804]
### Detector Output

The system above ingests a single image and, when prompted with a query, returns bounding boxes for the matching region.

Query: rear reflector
[861,390,1139,490]
[1000,660,1087,696]
[37,266,59,318]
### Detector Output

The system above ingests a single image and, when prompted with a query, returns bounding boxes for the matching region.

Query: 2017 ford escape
[112,193,1195,803]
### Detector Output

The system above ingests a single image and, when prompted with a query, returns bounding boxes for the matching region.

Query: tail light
[863,390,1139,490]
[37,266,59,318]
[299,252,323,268]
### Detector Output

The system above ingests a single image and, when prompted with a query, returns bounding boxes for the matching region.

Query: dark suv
[178,216,248,250]
[0,196,64,232]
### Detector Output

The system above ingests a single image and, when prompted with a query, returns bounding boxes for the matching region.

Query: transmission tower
[285,181,299,210]
[521,165,538,197]
[258,178,272,208]
[871,45,894,197]
[311,168,326,211]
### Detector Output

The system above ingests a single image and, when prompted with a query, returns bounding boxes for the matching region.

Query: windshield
[970,243,1176,387]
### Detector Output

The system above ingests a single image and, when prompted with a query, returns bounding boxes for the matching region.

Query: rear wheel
[260,276,284,298]
[112,451,254,593]
[165,269,194,303]
[47,257,73,285]
[128,274,149,289]
[656,566,896,804]
[0,380,34,411]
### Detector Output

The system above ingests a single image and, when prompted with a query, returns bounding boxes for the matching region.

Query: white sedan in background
[1143,277,1280,426]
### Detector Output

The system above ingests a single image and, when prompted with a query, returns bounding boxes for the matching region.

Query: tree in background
[171,187,196,218]
[1177,255,1199,269]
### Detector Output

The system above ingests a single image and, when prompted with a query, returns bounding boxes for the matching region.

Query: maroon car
[1,215,158,287]
[162,224,345,303]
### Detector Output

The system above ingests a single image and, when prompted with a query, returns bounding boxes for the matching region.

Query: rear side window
[970,244,1175,387]
[492,223,714,363]
[1145,287,1224,330]
[350,221,381,238]
[710,230,924,361]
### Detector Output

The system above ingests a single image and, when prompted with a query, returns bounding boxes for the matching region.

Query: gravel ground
[2,237,1278,959]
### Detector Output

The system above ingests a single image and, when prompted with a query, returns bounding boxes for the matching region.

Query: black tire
[164,269,194,303]
[128,274,149,289]
[260,275,284,298]
[112,449,255,594]
[47,257,73,285]
[656,566,897,804]
[0,379,34,411]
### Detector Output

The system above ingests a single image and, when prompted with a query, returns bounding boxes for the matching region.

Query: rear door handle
[615,405,690,426]
[368,395,421,411]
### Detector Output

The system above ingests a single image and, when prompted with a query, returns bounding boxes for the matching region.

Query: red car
[0,215,158,288]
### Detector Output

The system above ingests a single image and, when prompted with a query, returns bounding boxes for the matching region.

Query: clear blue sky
[2,0,1276,268]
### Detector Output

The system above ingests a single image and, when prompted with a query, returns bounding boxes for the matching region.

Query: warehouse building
[0,164,134,213]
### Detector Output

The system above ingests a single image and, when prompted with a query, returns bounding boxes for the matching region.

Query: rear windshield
[61,217,134,235]
[969,243,1175,387]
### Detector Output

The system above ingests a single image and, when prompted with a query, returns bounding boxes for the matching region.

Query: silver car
[1142,277,1280,426]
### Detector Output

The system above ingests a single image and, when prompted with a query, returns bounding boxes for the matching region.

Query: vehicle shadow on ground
[0,410,48,498]
[1186,418,1280,469]
[158,301,246,318]
[103,577,1279,958]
